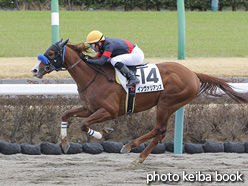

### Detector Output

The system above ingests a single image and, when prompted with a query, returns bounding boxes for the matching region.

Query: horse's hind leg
[127,98,196,166]
[127,111,171,167]
[121,104,171,154]
[129,133,166,167]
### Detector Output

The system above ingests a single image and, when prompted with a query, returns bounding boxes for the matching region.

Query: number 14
[139,68,159,84]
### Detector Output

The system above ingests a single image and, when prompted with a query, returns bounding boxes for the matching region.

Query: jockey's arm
[92,56,100,59]
[86,55,109,66]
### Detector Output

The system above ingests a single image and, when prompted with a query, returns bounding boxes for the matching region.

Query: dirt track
[0,152,247,186]
[0,57,248,79]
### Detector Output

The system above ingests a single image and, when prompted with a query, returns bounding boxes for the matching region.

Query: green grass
[0,11,247,58]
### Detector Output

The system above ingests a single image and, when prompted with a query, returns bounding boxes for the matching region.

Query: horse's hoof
[128,162,138,168]
[103,127,114,134]
[102,127,114,137]
[128,157,144,168]
[120,145,131,154]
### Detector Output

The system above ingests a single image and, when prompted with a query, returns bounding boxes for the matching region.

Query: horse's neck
[64,48,94,91]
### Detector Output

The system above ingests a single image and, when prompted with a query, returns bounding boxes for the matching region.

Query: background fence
[1,0,248,11]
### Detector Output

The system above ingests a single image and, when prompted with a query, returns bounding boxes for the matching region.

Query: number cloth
[115,64,164,93]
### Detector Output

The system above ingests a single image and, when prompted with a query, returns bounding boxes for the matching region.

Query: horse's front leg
[61,106,92,153]
[81,107,115,139]
[61,106,92,139]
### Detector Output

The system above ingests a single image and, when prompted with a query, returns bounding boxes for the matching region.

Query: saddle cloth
[115,64,164,114]
[115,64,164,93]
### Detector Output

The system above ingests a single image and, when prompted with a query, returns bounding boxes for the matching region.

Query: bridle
[41,42,69,72]
[39,39,115,92]
[39,42,84,73]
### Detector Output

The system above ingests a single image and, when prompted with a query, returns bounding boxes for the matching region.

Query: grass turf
[0,11,247,58]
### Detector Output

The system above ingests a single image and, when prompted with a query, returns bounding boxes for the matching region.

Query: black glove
[81,54,88,62]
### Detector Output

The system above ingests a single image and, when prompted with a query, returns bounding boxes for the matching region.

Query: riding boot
[114,62,140,86]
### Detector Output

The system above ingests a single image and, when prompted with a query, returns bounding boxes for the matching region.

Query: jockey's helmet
[86,30,105,44]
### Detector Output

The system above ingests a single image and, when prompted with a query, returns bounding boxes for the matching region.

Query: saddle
[127,61,149,68]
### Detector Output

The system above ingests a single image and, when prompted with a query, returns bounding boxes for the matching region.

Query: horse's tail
[195,73,248,104]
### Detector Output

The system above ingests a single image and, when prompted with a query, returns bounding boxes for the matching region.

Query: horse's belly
[133,91,160,113]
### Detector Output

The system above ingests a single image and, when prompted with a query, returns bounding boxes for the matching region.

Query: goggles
[89,35,103,52]
[90,43,96,50]
[90,43,97,53]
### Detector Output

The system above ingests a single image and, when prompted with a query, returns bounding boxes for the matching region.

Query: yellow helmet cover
[86,30,105,44]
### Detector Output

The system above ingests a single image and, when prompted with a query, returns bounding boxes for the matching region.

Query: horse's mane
[66,42,90,58]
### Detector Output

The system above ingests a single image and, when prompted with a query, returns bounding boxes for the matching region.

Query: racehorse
[31,39,248,167]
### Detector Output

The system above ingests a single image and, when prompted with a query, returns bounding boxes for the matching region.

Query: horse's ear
[59,39,69,48]
[55,38,63,46]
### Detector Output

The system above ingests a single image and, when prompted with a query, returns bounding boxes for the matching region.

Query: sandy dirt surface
[0,152,247,186]
[0,57,248,79]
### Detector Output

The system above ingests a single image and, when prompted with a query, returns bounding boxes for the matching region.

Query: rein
[77,71,99,93]
[86,63,115,83]
[77,63,115,93]
[63,58,115,93]
[58,59,83,71]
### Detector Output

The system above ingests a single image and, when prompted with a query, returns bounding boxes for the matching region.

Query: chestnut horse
[31,39,248,167]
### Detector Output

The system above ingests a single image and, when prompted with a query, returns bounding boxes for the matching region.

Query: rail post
[51,0,59,44]
[177,0,185,60]
[174,0,186,154]
[174,107,185,154]
[211,0,219,12]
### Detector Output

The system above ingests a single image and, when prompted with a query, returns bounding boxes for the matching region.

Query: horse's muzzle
[31,67,44,79]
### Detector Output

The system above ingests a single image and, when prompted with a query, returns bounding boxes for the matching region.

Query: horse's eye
[48,52,53,57]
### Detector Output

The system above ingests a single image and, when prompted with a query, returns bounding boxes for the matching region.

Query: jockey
[82,30,144,87]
